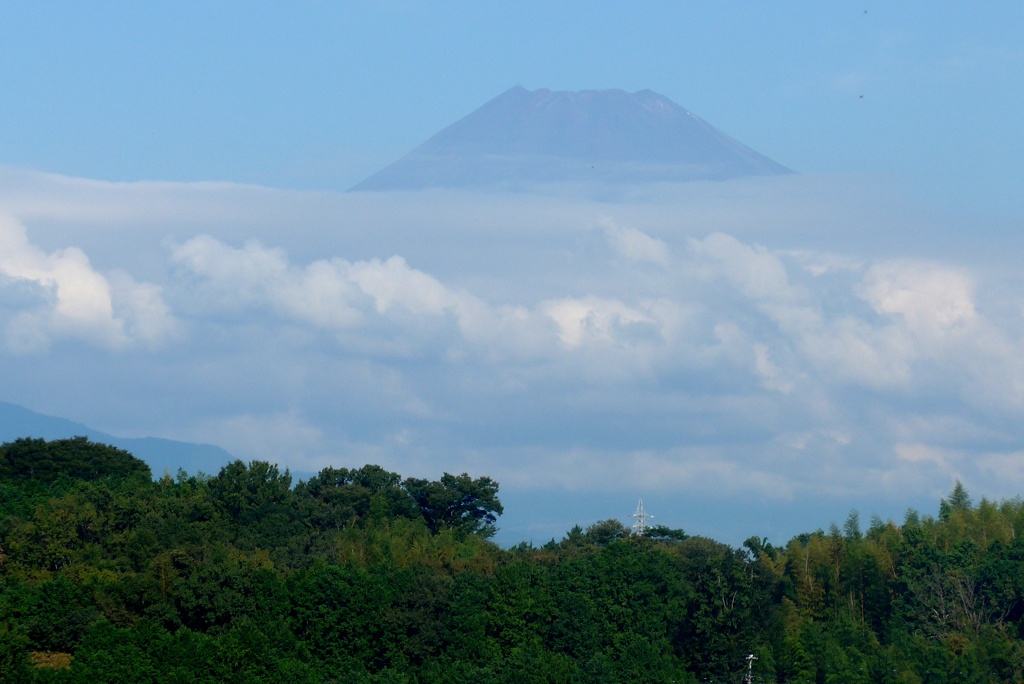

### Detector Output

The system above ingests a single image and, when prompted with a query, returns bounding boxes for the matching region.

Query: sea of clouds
[2,168,1022,542]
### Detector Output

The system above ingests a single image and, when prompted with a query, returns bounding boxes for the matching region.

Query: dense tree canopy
[2,439,1024,682]
[0,437,150,483]
[404,472,504,537]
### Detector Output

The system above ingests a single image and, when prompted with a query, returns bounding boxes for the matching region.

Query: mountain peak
[352,87,791,192]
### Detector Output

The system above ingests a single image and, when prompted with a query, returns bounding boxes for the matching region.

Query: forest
[2,437,1024,683]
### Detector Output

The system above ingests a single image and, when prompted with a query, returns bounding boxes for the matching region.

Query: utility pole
[631,498,652,536]
[746,653,757,684]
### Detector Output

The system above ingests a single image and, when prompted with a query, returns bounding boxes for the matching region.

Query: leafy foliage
[1,444,1024,682]
[0,437,150,483]
[404,472,503,538]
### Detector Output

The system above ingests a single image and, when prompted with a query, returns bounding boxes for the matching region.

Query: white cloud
[4,170,1024,544]
[0,215,177,352]
[602,219,671,267]
[794,315,915,389]
[785,249,863,277]
[108,270,179,345]
[859,260,977,338]
[542,296,658,349]
[895,442,958,469]
[169,235,566,366]
[753,343,795,394]
[690,232,796,303]
[171,236,363,327]
[349,255,453,316]
[156,219,1024,509]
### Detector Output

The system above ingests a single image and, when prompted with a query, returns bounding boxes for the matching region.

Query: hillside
[0,401,235,478]
[1,438,1022,682]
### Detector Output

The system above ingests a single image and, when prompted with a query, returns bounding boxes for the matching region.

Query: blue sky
[3,3,1023,209]
[2,3,1024,545]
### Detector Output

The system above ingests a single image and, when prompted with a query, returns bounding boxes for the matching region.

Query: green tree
[295,464,417,533]
[940,480,973,522]
[208,460,292,522]
[0,622,29,683]
[582,519,629,546]
[844,509,863,541]
[0,436,150,483]
[207,460,303,556]
[645,524,688,543]
[404,472,503,537]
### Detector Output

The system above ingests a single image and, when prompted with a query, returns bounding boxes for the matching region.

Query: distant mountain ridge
[352,86,791,192]
[0,401,235,478]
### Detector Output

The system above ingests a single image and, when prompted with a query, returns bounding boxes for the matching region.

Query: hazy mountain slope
[352,86,791,191]
[0,401,235,477]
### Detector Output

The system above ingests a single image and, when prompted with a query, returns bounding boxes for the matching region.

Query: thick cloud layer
[2,169,1023,542]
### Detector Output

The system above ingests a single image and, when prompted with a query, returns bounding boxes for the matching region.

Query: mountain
[0,401,236,478]
[351,86,792,192]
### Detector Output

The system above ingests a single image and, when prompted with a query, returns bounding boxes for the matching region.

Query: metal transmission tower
[745,653,758,684]
[631,498,652,536]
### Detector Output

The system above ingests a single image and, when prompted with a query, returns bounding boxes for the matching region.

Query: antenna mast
[631,498,652,536]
